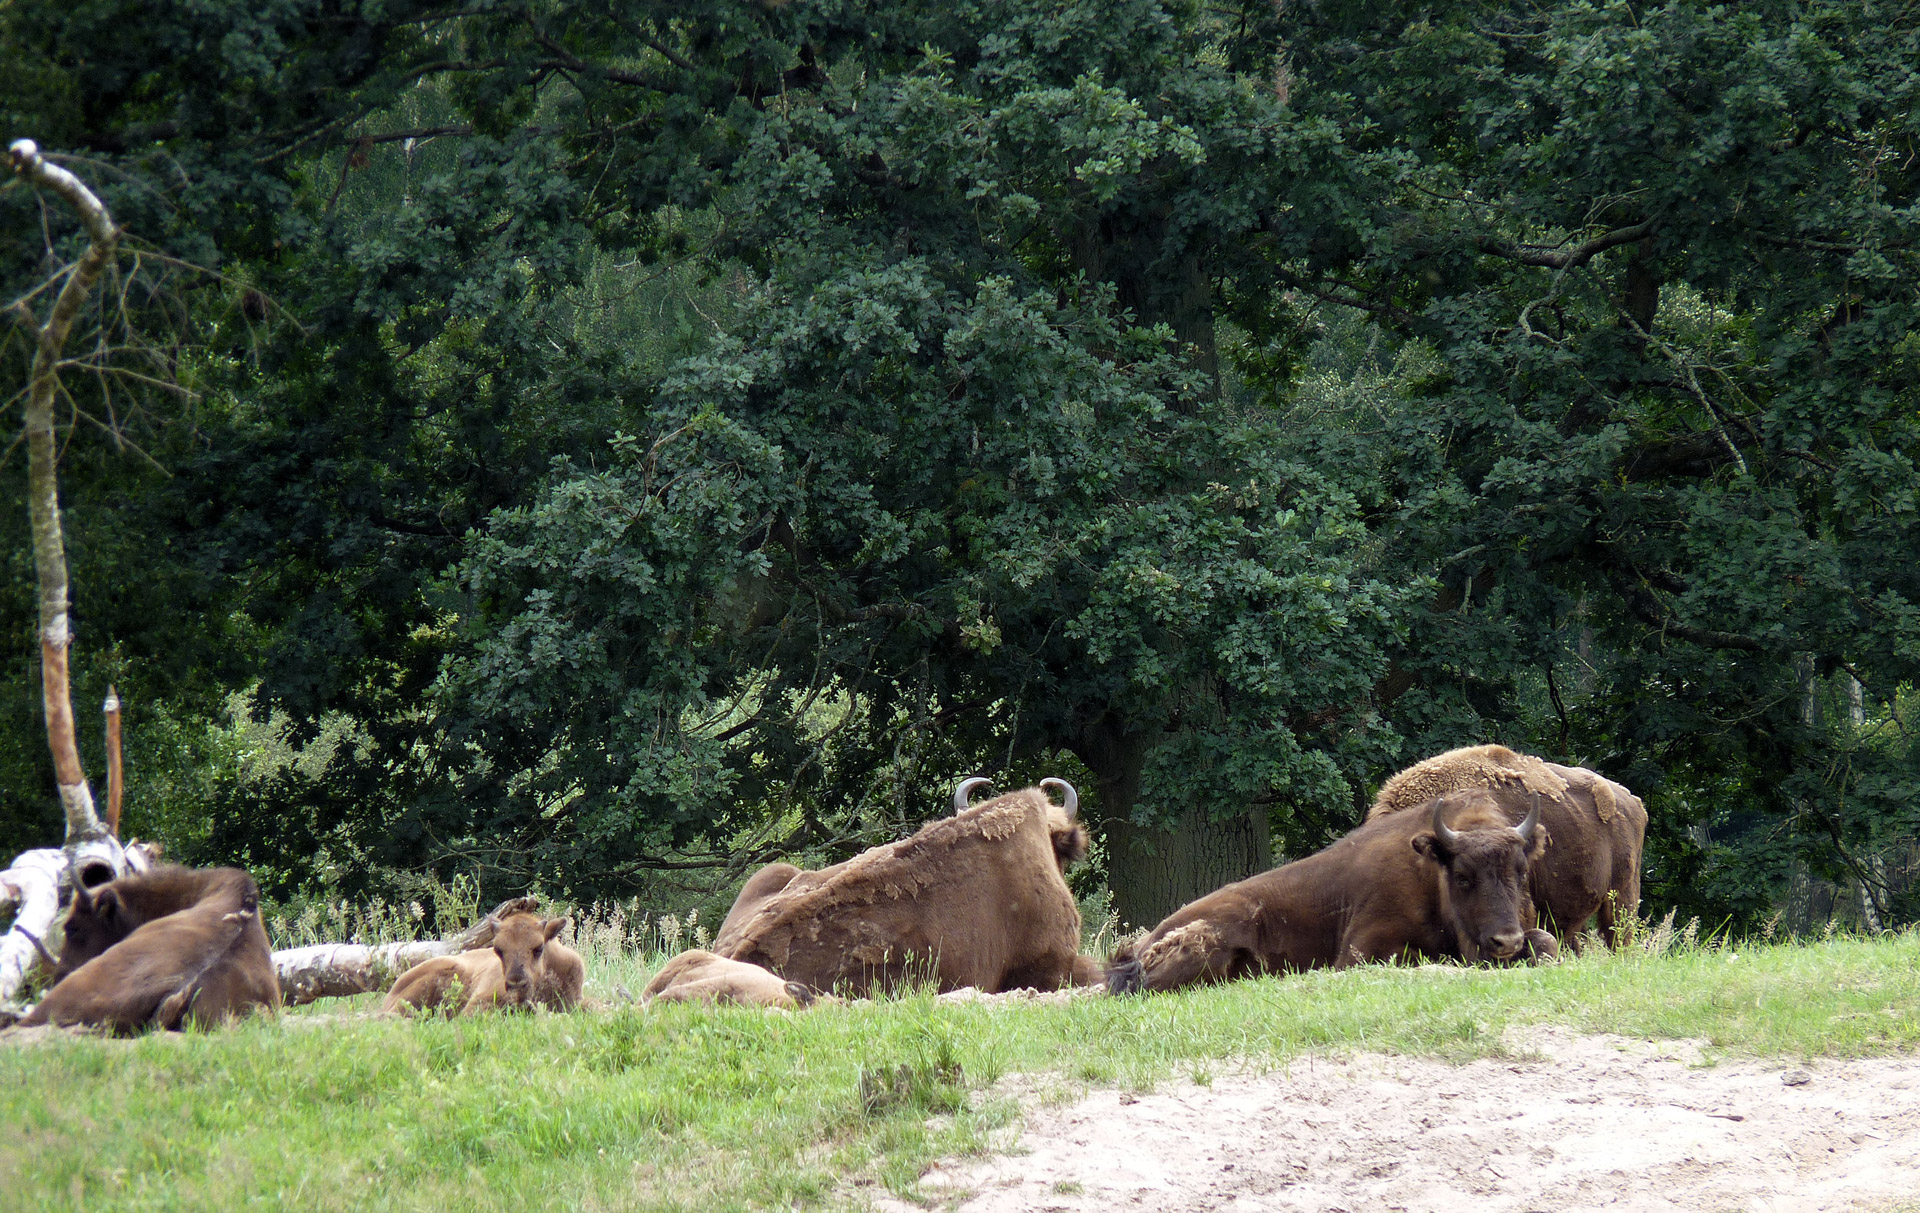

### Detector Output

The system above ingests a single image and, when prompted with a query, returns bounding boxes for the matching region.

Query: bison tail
[1105,956,1145,996]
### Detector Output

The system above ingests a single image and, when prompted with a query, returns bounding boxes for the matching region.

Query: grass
[2,930,1917,1211]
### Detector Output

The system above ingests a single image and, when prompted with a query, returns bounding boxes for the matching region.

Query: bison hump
[1368,744,1570,820]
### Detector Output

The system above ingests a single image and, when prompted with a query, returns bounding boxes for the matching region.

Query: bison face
[1411,794,1547,963]
[492,914,569,1006]
[55,885,130,980]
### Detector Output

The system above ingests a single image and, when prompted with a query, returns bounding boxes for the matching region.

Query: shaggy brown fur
[1367,747,1647,948]
[24,865,279,1032]
[714,786,1089,997]
[1108,791,1559,995]
[715,863,806,946]
[641,949,834,1009]
[382,911,583,1016]
[1369,745,1569,818]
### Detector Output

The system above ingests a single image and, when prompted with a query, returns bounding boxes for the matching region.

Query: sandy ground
[867,1027,1920,1213]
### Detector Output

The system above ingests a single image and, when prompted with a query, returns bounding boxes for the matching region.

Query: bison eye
[532,945,544,959]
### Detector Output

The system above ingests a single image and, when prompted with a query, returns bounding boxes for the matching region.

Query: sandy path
[871,1028,1920,1213]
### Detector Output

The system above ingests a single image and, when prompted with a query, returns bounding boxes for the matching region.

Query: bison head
[954,776,1088,872]
[55,882,132,981]
[1410,792,1547,963]
[1040,778,1089,870]
[492,912,569,1006]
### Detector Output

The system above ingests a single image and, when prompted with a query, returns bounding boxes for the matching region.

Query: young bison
[641,949,836,1009]
[23,864,280,1032]
[382,910,583,1016]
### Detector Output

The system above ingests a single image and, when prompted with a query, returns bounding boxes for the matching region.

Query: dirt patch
[872,1028,1920,1213]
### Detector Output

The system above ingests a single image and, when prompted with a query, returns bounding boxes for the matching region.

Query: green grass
[3,932,1918,1211]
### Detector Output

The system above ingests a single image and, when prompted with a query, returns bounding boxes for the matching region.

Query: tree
[0,139,148,1002]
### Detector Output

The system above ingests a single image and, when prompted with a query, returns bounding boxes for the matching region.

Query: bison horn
[953,777,995,813]
[1040,777,1079,820]
[1430,800,1461,851]
[1516,793,1542,844]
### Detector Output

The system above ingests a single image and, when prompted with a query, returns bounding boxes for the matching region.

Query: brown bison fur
[1369,745,1569,817]
[1108,790,1558,995]
[382,911,583,1016]
[641,949,835,1009]
[714,787,1089,997]
[1367,746,1647,949]
[715,863,805,945]
[23,865,279,1033]
[53,864,259,981]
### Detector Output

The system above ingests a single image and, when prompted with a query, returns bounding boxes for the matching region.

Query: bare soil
[871,1027,1920,1213]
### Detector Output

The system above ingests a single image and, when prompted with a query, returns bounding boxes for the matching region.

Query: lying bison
[641,949,834,1009]
[1108,790,1558,994]
[1368,745,1646,949]
[23,865,280,1032]
[383,907,583,1016]
[711,778,1095,996]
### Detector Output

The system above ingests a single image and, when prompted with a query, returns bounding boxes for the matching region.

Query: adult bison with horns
[1107,788,1560,994]
[709,778,1099,996]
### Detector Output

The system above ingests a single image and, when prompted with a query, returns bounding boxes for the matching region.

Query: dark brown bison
[712,778,1095,996]
[1107,791,1558,994]
[23,865,280,1032]
[382,909,583,1016]
[641,949,835,1009]
[1367,745,1646,949]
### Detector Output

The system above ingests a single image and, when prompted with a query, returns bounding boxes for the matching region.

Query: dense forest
[1,0,1915,932]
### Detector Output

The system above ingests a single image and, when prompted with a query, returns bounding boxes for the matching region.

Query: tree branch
[1478,219,1657,270]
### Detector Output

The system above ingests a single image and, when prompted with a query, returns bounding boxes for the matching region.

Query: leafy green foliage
[0,0,1914,925]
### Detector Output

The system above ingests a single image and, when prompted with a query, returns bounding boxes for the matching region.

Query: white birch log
[272,940,470,1006]
[0,849,65,1004]
[271,896,536,1006]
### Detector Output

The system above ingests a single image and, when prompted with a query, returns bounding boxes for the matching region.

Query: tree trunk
[1074,717,1271,931]
[1104,804,1271,932]
[0,141,133,1007]
[8,139,120,849]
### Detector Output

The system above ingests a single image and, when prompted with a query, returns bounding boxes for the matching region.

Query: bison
[641,949,834,1009]
[711,777,1095,997]
[1367,745,1646,949]
[1107,790,1559,994]
[23,864,280,1032]
[382,908,583,1017]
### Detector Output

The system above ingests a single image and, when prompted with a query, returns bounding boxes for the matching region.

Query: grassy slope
[2,933,1917,1212]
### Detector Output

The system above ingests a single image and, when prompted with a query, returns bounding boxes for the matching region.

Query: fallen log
[271,896,538,1006]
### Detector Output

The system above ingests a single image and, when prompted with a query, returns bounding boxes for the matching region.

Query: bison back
[716,790,1082,996]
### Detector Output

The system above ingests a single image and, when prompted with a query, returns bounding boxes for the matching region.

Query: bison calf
[24,864,280,1032]
[1109,791,1557,994]
[642,949,834,1009]
[382,910,583,1016]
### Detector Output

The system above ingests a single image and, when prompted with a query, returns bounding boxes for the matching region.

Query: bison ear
[543,916,570,942]
[1053,823,1090,868]
[69,884,94,914]
[1410,833,1447,862]
[1523,823,1550,862]
[95,887,124,925]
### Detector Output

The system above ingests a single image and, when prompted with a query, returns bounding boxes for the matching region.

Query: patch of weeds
[861,1020,968,1117]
